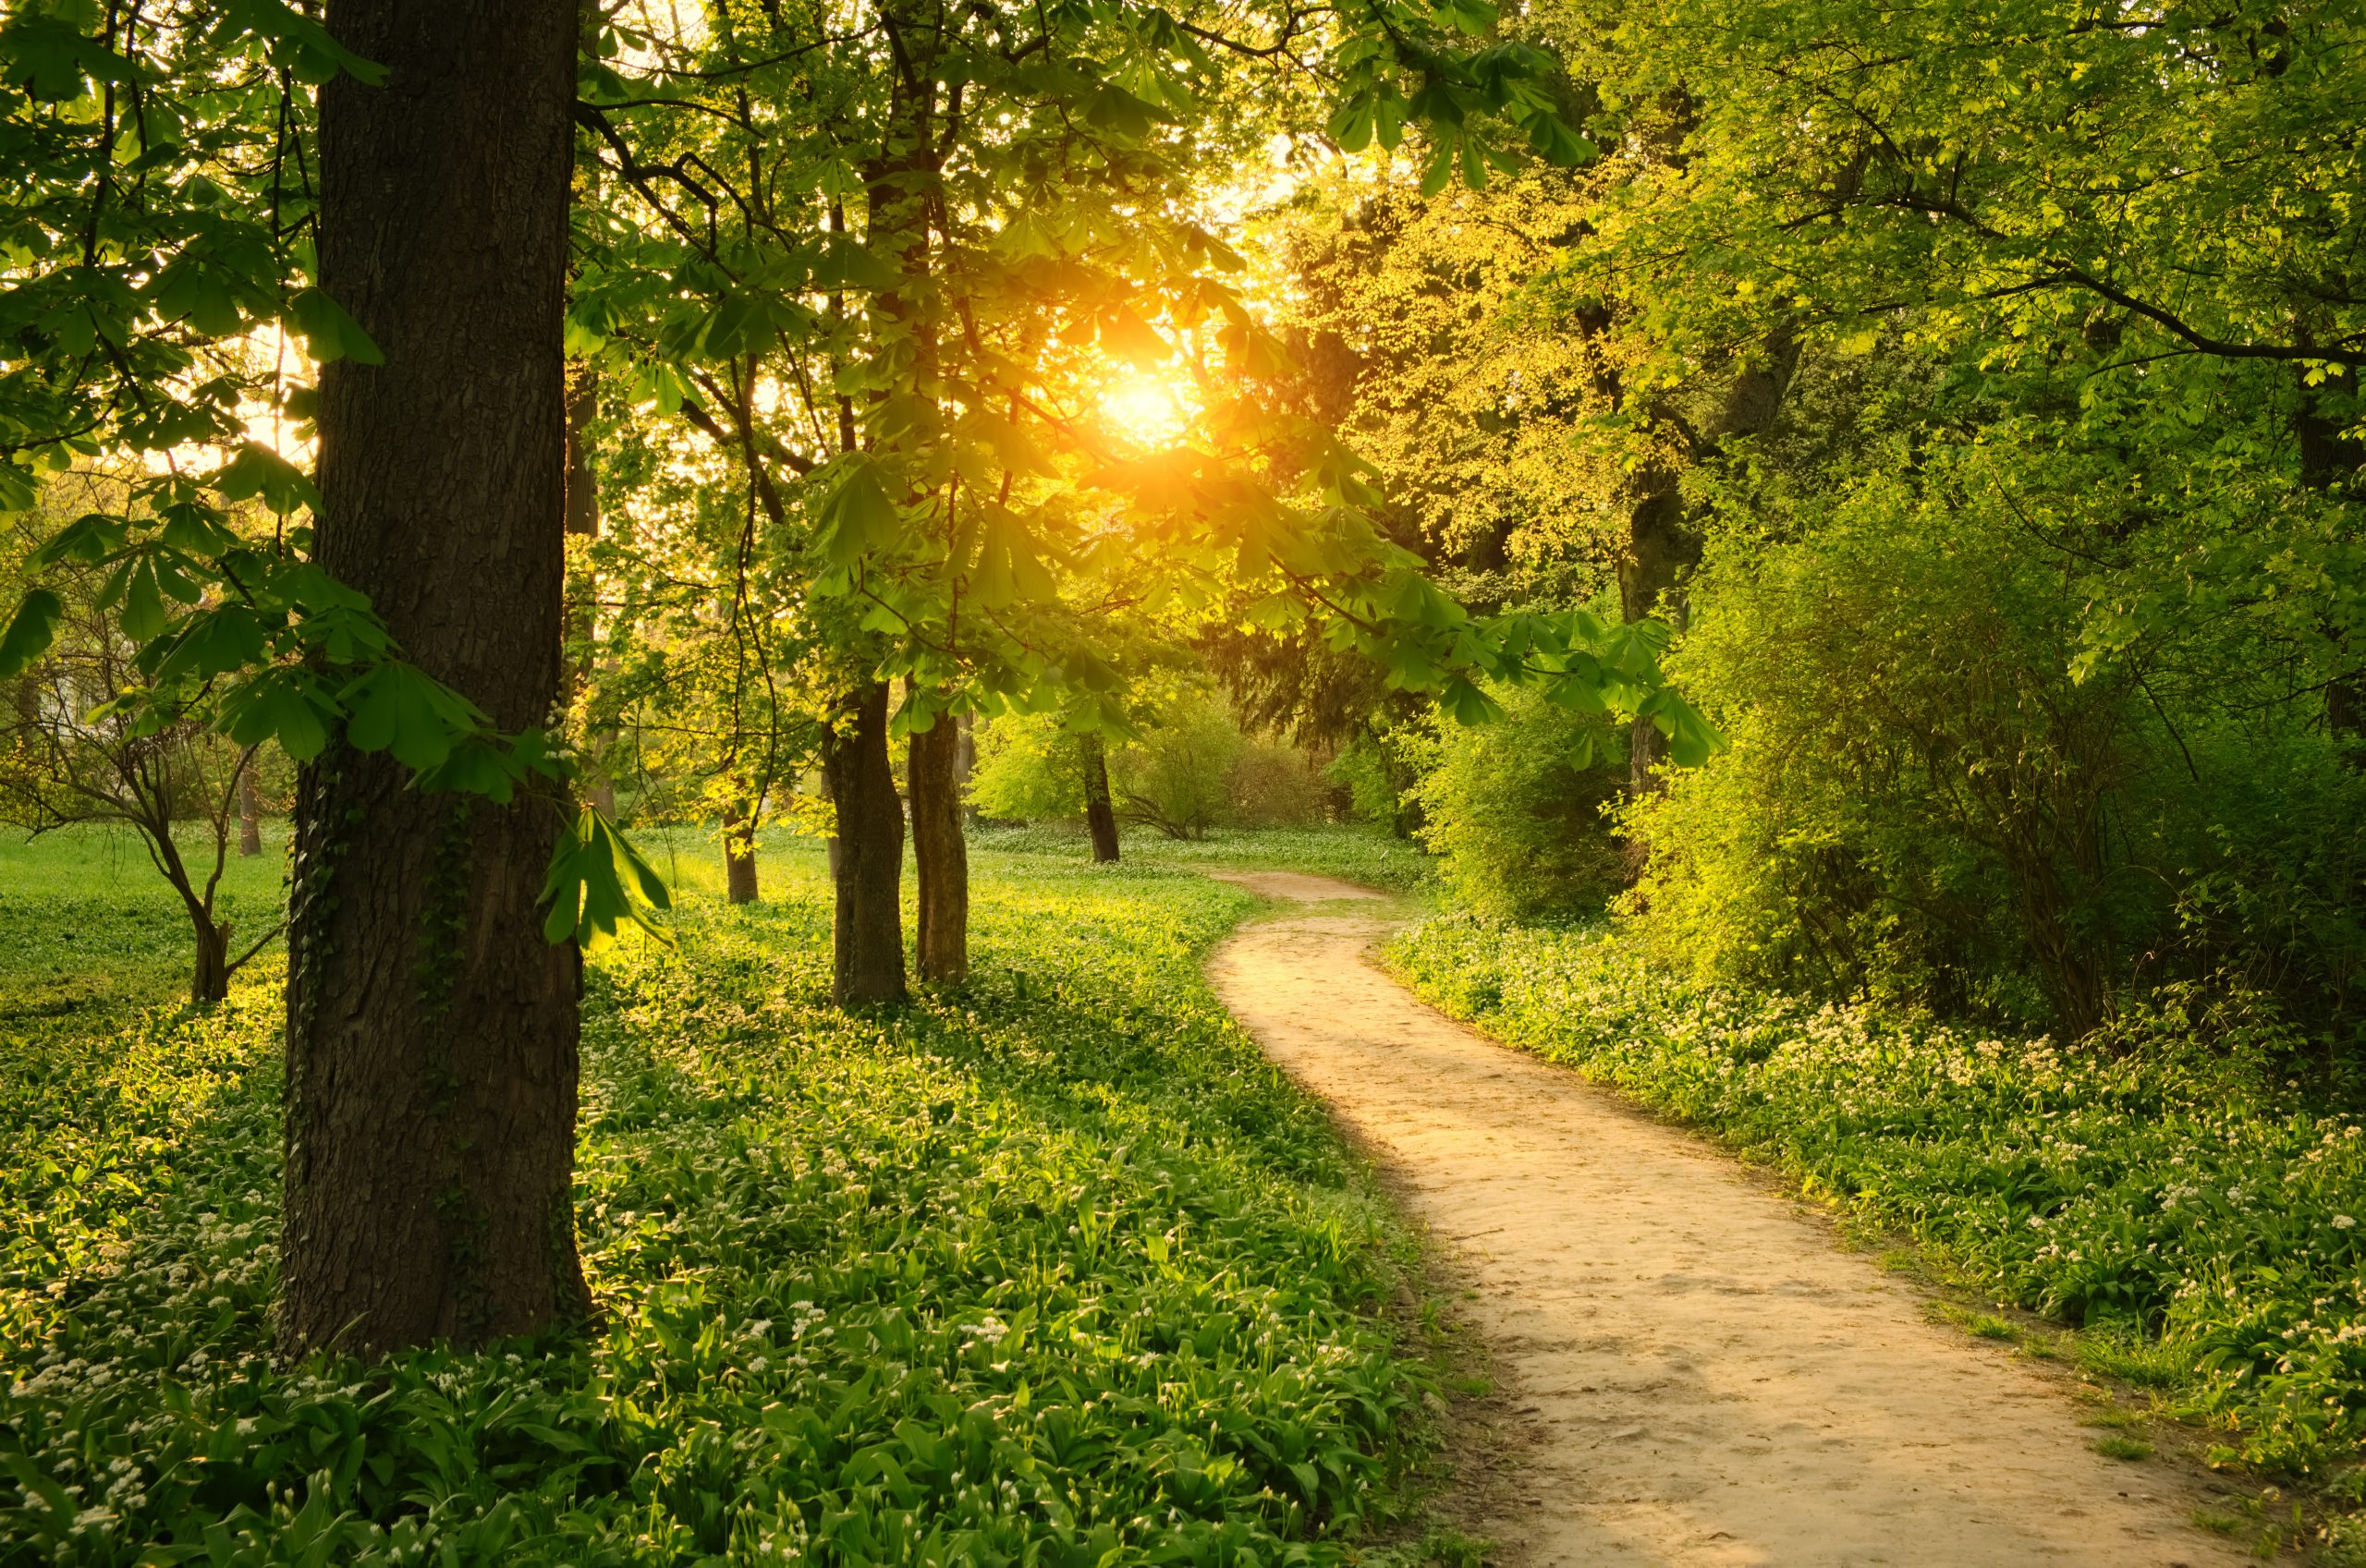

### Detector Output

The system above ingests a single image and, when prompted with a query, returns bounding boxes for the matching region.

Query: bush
[1399,682,1624,921]
[970,699,1333,839]
[1627,473,2366,1039]
[966,711,1083,820]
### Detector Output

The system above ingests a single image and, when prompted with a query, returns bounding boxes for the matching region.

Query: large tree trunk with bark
[723,797,759,905]
[280,0,586,1358]
[1080,732,1121,863]
[909,706,968,983]
[822,682,908,1003]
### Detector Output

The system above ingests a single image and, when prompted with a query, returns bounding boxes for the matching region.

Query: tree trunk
[822,682,907,1004]
[1081,732,1121,863]
[281,0,586,1358]
[909,705,968,983]
[953,711,978,824]
[238,763,262,857]
[723,797,759,905]
[191,915,231,1005]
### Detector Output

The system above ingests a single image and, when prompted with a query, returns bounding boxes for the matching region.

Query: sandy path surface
[1203,870,2245,1568]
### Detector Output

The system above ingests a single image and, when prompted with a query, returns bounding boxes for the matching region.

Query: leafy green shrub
[2,847,1428,1564]
[1393,913,2366,1476]
[966,710,1084,821]
[1628,472,2366,1038]
[1399,682,1623,921]
[972,701,1332,839]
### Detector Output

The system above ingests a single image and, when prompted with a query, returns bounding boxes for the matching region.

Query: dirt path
[1203,870,2248,1568]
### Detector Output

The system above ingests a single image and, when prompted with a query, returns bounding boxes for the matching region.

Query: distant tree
[0,533,278,1003]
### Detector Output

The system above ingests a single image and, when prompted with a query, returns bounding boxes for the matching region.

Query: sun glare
[1099,373,1195,450]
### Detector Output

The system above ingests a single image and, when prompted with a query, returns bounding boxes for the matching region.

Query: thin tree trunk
[238,763,262,857]
[1081,732,1121,863]
[953,711,979,824]
[909,704,968,983]
[191,915,232,1005]
[282,0,586,1357]
[723,797,759,905]
[822,682,907,1004]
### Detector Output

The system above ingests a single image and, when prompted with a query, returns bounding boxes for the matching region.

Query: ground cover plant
[3,834,1432,1564]
[1391,915,2366,1490]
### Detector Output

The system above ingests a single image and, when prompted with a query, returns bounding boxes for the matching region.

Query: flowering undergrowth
[1392,913,2366,1482]
[3,843,1427,1564]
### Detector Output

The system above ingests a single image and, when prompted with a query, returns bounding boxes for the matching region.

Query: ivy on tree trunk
[279,0,588,1358]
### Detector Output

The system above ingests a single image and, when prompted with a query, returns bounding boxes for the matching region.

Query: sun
[1098,372,1196,450]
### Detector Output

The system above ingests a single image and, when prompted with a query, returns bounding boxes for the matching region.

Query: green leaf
[30,512,129,567]
[288,287,385,366]
[1419,135,1457,199]
[218,667,340,760]
[338,662,488,771]
[0,590,63,678]
[215,442,321,515]
[816,457,903,565]
[540,808,671,952]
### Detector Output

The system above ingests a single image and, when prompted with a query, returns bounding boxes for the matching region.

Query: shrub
[1399,682,1624,921]
[1626,473,2366,1039]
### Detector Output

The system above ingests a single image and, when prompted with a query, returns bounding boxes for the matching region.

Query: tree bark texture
[909,708,968,983]
[238,762,262,857]
[822,682,908,1004]
[1081,733,1121,863]
[281,0,587,1357]
[723,797,759,906]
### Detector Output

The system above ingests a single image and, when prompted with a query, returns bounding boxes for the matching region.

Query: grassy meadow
[2,822,1440,1566]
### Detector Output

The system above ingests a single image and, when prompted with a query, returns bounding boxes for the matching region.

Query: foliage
[1398,678,1623,920]
[1108,699,1246,842]
[968,711,1088,823]
[1393,913,2366,1477]
[2,477,286,999]
[1621,456,2366,1038]
[967,823,1437,896]
[3,839,1433,1563]
[971,698,1332,840]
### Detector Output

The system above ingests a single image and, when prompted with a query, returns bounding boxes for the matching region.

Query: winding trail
[1203,870,2246,1568]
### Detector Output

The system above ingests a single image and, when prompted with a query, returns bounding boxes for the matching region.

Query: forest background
[2,0,2363,1560]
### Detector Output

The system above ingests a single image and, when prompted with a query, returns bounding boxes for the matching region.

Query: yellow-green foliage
[1400,682,1623,922]
[3,841,1428,1564]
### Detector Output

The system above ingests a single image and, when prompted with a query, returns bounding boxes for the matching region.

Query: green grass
[3,826,1435,1564]
[1390,912,2366,1483]
[0,823,288,1023]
